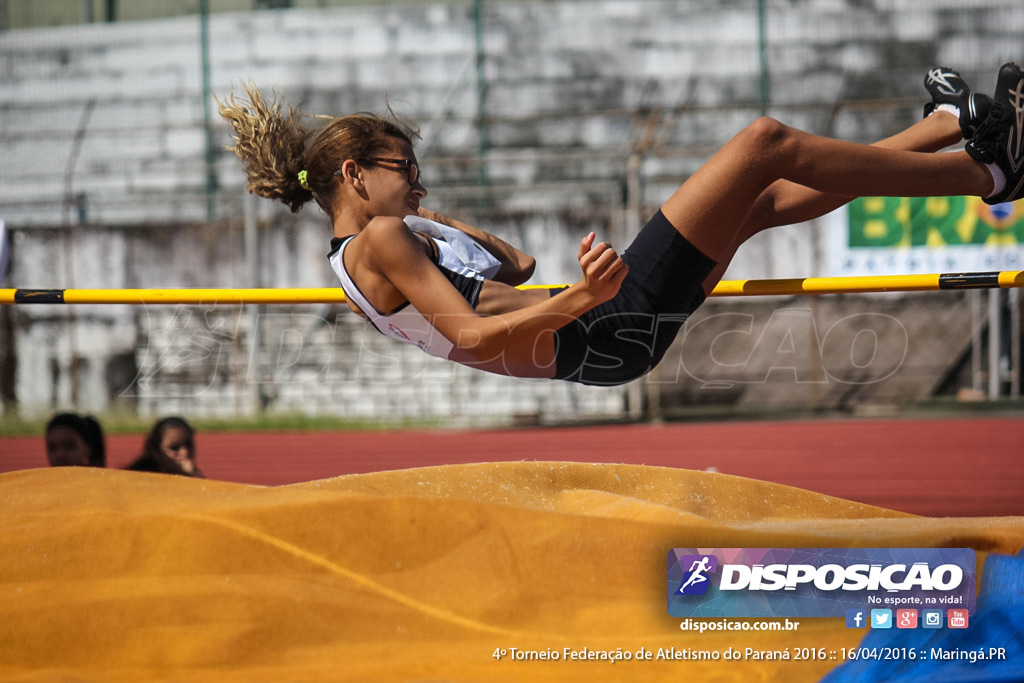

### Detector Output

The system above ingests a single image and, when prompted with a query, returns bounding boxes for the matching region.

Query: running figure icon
[678,556,713,594]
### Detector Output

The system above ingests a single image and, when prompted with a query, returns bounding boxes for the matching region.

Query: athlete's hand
[576,232,628,304]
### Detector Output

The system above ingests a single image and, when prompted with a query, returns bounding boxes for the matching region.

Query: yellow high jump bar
[1,271,1023,305]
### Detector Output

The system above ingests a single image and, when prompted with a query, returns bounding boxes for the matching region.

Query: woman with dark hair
[45,412,106,468]
[219,64,1022,386]
[125,416,204,478]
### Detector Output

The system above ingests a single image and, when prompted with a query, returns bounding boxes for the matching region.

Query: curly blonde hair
[218,83,419,214]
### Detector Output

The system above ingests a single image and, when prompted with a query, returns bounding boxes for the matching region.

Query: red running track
[4,417,1022,517]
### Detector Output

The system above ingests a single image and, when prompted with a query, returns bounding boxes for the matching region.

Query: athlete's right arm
[417,207,536,286]
[363,217,627,363]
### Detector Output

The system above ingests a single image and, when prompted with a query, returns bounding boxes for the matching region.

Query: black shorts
[552,210,717,386]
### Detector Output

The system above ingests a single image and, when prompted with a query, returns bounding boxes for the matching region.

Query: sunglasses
[335,157,421,185]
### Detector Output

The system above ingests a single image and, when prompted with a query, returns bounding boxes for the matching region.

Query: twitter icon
[870,609,893,629]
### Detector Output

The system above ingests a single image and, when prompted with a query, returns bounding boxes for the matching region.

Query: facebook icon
[846,609,867,628]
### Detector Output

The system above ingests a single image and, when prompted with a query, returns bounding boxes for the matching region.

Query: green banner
[848,196,1024,249]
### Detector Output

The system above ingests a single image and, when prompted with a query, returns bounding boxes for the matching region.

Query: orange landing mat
[1,463,1021,681]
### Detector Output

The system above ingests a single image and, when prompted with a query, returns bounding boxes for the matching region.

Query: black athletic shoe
[923,67,992,139]
[966,62,1024,204]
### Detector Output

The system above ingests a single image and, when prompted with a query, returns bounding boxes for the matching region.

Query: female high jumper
[219,63,1024,386]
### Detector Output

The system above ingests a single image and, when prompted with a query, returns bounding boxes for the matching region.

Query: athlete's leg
[695,62,1024,291]
[660,115,993,270]
[699,110,963,290]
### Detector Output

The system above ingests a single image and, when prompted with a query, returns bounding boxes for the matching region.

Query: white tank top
[328,217,502,360]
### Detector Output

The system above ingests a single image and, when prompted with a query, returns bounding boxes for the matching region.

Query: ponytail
[218,83,313,213]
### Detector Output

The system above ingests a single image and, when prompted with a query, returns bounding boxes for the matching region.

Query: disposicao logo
[667,548,975,619]
[675,555,718,595]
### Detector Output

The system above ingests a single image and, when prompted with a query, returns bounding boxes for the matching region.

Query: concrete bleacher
[6,1,1018,228]
[1,0,1019,420]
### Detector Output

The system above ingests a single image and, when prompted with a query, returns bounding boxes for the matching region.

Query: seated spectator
[125,416,204,478]
[45,412,106,468]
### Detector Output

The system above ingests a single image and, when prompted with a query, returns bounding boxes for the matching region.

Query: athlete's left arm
[418,207,536,286]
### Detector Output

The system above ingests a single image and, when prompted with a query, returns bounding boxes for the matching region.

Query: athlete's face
[360,137,426,218]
